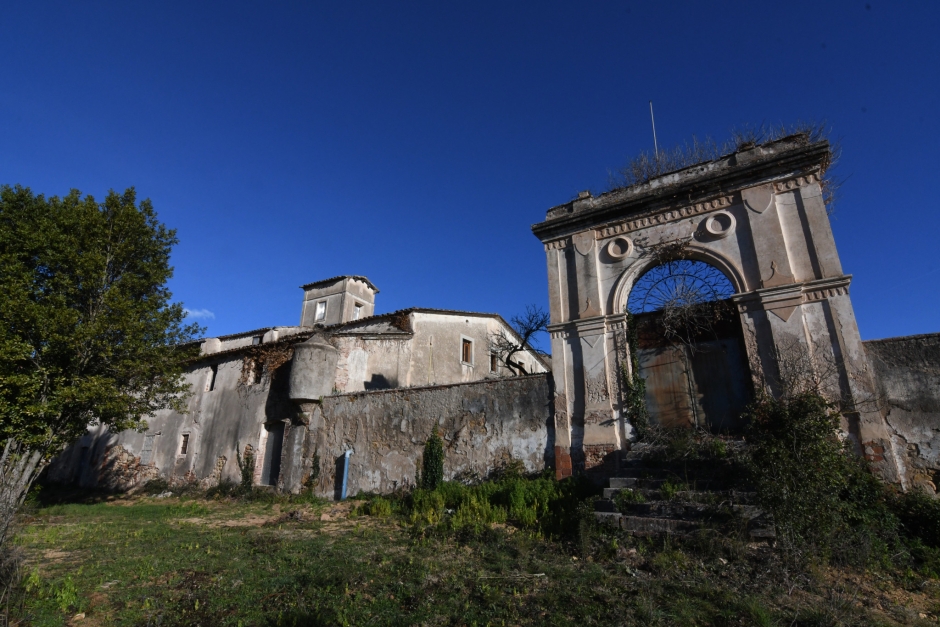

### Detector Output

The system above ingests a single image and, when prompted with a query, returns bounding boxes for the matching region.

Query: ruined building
[49,276,551,496]
[51,134,940,495]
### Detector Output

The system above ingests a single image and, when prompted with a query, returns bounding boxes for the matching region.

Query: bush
[892,487,940,549]
[744,391,940,569]
[745,392,854,555]
[421,427,444,491]
[613,488,646,513]
[141,478,170,495]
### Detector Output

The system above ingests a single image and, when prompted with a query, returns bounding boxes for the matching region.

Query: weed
[613,489,646,513]
[421,427,444,490]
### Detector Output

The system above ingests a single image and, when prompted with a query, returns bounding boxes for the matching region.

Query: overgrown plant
[0,439,41,615]
[611,123,833,203]
[236,443,255,493]
[621,312,650,441]
[421,427,444,491]
[743,391,911,567]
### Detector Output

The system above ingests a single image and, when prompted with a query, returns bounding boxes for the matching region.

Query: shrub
[745,392,851,554]
[141,478,170,495]
[421,427,444,491]
[613,488,646,513]
[236,444,255,493]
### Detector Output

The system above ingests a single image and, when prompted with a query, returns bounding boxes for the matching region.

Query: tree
[0,185,201,457]
[488,305,549,376]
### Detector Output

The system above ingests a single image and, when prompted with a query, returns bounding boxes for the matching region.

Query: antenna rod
[649,100,659,158]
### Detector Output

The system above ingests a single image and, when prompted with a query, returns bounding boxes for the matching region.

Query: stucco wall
[282,373,555,497]
[45,353,294,490]
[865,333,940,491]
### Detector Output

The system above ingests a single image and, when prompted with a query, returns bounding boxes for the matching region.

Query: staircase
[594,440,775,540]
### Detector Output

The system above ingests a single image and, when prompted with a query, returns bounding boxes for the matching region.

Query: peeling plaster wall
[865,334,940,491]
[283,373,554,498]
[46,354,294,490]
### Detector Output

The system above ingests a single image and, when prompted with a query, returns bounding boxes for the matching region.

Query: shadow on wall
[364,374,394,390]
[333,454,348,501]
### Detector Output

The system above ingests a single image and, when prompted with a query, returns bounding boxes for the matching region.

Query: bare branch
[488,305,549,376]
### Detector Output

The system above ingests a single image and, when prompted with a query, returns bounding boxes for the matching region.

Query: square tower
[300,276,379,326]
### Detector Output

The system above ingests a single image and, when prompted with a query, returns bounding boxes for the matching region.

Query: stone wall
[865,333,940,491]
[280,373,554,497]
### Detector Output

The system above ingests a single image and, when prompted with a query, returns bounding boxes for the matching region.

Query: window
[180,433,190,455]
[461,338,473,364]
[206,365,218,391]
[249,359,264,385]
[490,353,499,373]
[315,301,327,321]
[353,303,363,320]
[252,336,262,346]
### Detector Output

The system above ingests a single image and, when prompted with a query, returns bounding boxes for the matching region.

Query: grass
[5,479,940,626]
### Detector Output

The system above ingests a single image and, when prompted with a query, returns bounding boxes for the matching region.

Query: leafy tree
[0,185,201,457]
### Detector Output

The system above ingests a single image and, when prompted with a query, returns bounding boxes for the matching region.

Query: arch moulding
[609,243,749,316]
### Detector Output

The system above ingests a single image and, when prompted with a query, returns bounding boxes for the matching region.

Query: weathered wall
[866,334,940,491]
[281,373,555,497]
[46,353,293,490]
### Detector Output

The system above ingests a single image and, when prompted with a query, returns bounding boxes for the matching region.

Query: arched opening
[627,258,750,433]
[628,259,734,314]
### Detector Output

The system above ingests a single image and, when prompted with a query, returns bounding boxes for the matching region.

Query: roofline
[300,275,380,293]
[863,332,940,344]
[532,137,830,241]
[194,307,551,370]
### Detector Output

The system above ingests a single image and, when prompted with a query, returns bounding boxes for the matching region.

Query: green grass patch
[8,474,940,626]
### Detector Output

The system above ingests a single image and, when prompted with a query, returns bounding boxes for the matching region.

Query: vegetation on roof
[606,122,839,212]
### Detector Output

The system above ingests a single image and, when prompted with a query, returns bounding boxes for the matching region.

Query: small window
[461,339,473,364]
[180,433,190,455]
[252,336,262,346]
[315,301,327,321]
[353,303,363,320]
[206,365,218,391]
[490,353,498,373]
[249,360,264,385]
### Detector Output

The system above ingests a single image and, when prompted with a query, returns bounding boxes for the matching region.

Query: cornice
[733,275,852,316]
[532,140,830,242]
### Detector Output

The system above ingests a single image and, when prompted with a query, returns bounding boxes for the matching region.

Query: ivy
[421,426,445,490]
[622,312,650,441]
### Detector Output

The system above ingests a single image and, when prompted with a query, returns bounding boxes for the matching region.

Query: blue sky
[1,1,937,343]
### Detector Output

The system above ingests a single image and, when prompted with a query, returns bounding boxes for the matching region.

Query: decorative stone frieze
[597,195,734,238]
[773,172,821,193]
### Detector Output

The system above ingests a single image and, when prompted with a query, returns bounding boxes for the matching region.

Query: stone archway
[625,258,751,432]
[533,135,902,482]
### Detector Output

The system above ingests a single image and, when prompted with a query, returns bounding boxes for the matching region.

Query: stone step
[603,487,759,504]
[595,510,775,539]
[606,477,730,492]
[596,498,759,522]
[595,512,701,535]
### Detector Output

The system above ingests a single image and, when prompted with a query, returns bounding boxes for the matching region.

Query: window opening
[252,336,262,346]
[628,260,734,314]
[206,364,218,391]
[490,353,498,373]
[249,359,264,385]
[180,433,190,455]
[461,339,473,364]
[353,303,363,320]
[315,301,327,321]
